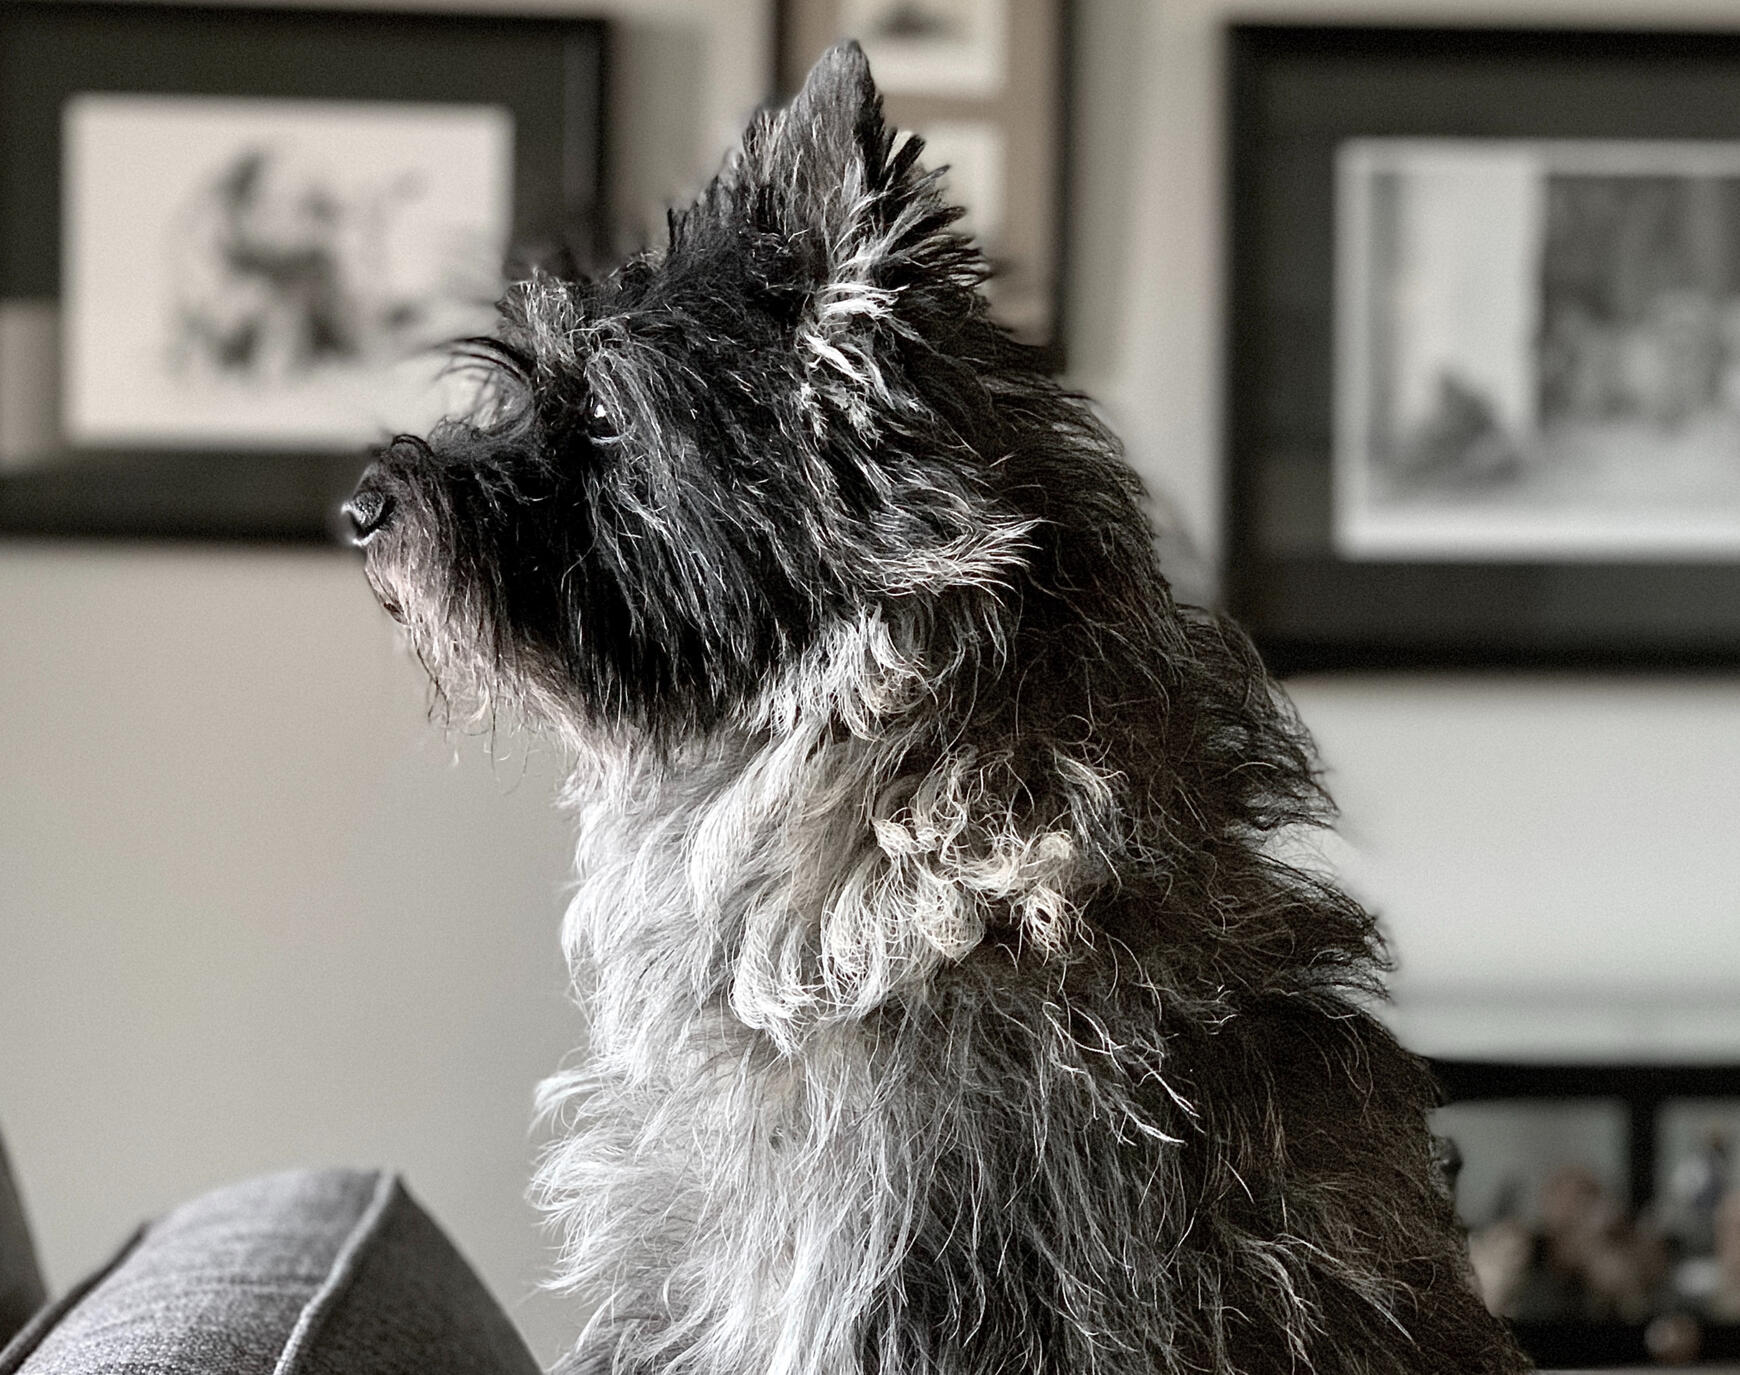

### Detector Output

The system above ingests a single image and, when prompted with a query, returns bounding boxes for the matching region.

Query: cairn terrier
[347,41,1525,1375]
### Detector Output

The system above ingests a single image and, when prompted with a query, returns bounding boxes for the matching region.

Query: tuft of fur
[349,41,1527,1375]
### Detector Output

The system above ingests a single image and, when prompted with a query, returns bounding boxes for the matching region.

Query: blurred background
[6,0,1740,1367]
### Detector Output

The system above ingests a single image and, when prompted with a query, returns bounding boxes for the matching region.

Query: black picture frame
[1226,25,1740,672]
[1433,1059,1740,1367]
[0,2,608,543]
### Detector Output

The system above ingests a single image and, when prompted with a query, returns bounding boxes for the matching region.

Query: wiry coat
[350,43,1527,1375]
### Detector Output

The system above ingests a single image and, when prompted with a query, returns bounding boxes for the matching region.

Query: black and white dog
[348,44,1523,1375]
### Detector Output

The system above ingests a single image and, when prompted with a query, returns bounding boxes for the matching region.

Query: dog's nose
[343,487,394,545]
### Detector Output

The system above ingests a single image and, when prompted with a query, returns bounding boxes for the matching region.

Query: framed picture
[1227,26,1740,670]
[776,0,1068,365]
[1433,1060,1740,1367]
[0,3,608,541]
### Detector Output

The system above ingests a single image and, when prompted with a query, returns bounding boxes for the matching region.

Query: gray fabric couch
[0,1131,541,1374]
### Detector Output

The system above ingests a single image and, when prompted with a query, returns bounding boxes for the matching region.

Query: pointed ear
[730,40,901,242]
[783,39,887,192]
[709,40,978,422]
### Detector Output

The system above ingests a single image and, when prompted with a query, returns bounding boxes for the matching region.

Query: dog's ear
[779,40,890,205]
[723,41,962,277]
[707,42,980,423]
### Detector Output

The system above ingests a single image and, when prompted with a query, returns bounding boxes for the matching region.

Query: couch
[0,1127,540,1374]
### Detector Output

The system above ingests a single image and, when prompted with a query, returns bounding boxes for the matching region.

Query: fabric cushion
[0,1169,541,1375]
[0,1132,47,1350]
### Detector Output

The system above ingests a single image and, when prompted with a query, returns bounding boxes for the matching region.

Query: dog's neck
[557,635,1123,1066]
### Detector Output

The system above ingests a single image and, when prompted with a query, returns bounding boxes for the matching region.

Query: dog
[346,42,1526,1375]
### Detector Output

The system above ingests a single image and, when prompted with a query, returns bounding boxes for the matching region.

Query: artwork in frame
[64,94,513,450]
[0,3,607,541]
[1226,25,1740,670]
[777,0,1068,364]
[1338,139,1740,563]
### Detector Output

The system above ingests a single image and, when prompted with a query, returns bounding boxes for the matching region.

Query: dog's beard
[356,449,538,731]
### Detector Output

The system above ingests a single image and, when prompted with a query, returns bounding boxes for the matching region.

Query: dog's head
[349,43,1130,742]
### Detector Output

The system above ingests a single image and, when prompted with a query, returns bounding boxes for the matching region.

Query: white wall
[1293,674,1740,1058]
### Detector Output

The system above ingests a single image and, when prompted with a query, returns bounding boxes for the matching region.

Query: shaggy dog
[346,43,1526,1375]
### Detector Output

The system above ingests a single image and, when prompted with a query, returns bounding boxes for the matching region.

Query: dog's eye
[586,397,615,441]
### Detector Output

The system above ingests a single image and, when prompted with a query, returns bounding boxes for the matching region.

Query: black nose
[343,487,394,544]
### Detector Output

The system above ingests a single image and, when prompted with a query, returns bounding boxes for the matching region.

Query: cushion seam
[270,1171,400,1375]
